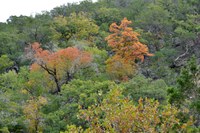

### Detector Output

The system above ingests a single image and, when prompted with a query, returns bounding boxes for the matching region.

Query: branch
[40,64,55,76]
[174,44,189,63]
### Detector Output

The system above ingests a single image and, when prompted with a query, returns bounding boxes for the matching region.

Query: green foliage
[168,56,200,125]
[7,15,53,45]
[0,31,22,60]
[51,12,99,47]
[122,75,168,102]
[121,0,149,20]
[94,7,121,30]
[149,48,177,84]
[41,79,116,132]
[74,46,109,81]
[0,71,26,132]
[168,56,200,120]
[0,67,49,132]
[173,14,200,43]
[136,4,171,33]
[0,127,9,133]
[135,3,172,51]
[0,55,14,73]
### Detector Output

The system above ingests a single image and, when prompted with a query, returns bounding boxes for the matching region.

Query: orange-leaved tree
[105,18,153,80]
[27,42,92,94]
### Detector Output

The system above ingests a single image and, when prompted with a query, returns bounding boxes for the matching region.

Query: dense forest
[0,0,200,132]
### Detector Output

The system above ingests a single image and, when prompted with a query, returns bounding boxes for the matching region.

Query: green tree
[42,79,116,132]
[168,56,200,123]
[0,71,26,132]
[51,12,99,47]
[0,55,14,73]
[122,75,168,103]
[94,7,121,30]
[0,30,22,60]
[135,3,172,51]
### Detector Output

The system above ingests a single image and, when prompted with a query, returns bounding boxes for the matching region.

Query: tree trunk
[54,76,61,93]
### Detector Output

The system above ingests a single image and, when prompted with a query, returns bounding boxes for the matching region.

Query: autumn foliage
[31,42,91,70]
[106,18,153,62]
[106,18,153,80]
[23,96,47,133]
[76,89,193,133]
[106,55,135,80]
[28,42,92,93]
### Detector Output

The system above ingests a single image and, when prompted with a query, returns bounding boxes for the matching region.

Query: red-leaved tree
[26,42,92,94]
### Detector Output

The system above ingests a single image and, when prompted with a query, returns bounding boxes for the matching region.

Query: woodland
[0,0,200,132]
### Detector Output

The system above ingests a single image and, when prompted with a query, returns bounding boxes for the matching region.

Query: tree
[0,70,27,132]
[23,96,47,133]
[135,3,172,51]
[106,18,153,62]
[42,79,116,132]
[0,29,23,61]
[122,74,168,102]
[66,88,193,132]
[0,55,14,73]
[27,42,92,94]
[74,46,109,81]
[51,12,99,47]
[105,18,153,80]
[168,56,200,123]
[106,55,135,80]
[6,14,54,51]
[94,7,121,29]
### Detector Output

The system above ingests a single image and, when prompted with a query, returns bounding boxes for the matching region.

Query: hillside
[0,0,199,132]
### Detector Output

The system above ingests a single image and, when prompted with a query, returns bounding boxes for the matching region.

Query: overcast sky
[0,0,97,22]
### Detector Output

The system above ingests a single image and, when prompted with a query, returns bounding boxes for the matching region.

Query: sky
[0,0,97,22]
